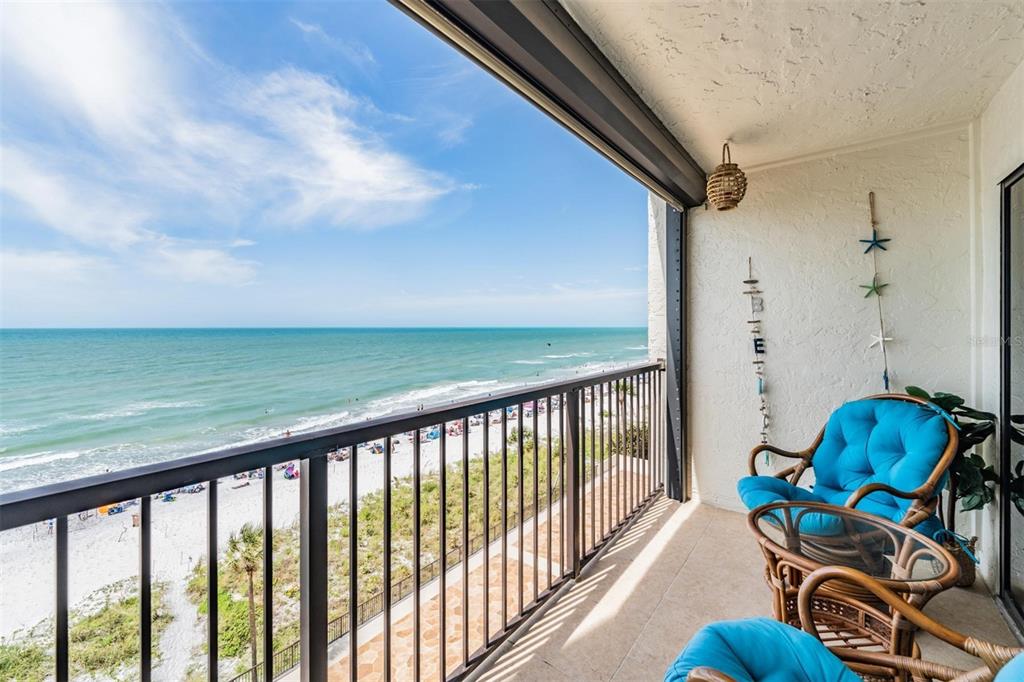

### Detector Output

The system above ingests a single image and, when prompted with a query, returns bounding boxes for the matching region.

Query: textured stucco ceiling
[561,0,1024,171]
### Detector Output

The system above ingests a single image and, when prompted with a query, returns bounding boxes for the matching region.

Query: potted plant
[906,387,996,586]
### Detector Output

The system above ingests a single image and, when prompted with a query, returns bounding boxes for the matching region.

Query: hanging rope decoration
[743,257,771,446]
[707,142,748,211]
[859,191,894,391]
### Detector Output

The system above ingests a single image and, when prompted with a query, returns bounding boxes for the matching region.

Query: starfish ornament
[859,229,891,253]
[860,276,888,298]
[868,333,893,350]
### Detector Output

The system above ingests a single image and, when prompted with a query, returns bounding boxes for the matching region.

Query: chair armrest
[747,444,814,478]
[845,482,923,510]
[847,483,940,529]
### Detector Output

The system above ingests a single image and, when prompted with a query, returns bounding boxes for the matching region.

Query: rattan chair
[737,394,958,537]
[797,565,1022,682]
[666,566,1022,682]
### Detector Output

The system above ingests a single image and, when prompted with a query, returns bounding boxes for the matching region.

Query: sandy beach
[0,404,574,679]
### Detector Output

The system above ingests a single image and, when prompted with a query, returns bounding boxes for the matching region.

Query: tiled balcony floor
[478,497,1022,681]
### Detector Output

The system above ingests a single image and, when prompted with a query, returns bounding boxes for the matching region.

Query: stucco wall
[972,57,1024,590]
[684,130,972,512]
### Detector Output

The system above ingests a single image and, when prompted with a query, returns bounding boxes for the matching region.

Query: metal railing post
[55,515,68,682]
[565,387,581,576]
[208,480,218,682]
[140,495,152,682]
[300,456,328,682]
[262,466,274,682]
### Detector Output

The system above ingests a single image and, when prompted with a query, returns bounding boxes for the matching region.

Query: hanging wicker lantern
[706,142,747,210]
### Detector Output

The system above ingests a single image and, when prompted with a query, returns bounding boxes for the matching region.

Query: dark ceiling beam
[390,0,707,209]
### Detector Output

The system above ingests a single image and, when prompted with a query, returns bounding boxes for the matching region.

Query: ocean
[0,327,647,493]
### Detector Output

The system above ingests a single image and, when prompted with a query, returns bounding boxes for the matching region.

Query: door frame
[999,161,1024,633]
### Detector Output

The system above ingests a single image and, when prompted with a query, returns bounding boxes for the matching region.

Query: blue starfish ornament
[859,229,891,253]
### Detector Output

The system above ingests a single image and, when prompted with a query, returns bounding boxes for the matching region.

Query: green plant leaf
[956,407,997,421]
[905,385,930,400]
[1011,461,1024,519]
[958,465,983,491]
[933,392,965,410]
[959,422,995,448]
[966,452,987,467]
[961,492,984,511]
[932,397,961,413]
[1013,487,1024,514]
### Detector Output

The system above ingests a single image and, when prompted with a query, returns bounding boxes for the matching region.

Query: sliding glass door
[1000,162,1024,630]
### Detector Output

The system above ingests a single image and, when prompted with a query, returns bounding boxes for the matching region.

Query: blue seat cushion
[996,653,1024,681]
[814,399,949,518]
[738,398,950,533]
[665,618,859,682]
[737,475,946,538]
[737,475,845,535]
[913,514,944,542]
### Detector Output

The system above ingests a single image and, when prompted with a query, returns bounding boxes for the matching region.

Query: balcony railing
[0,361,665,682]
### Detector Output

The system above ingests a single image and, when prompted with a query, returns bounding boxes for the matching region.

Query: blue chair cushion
[912,514,944,542]
[665,618,859,682]
[738,398,950,533]
[995,652,1024,681]
[737,476,845,535]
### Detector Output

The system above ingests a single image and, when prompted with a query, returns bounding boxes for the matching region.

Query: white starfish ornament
[868,333,893,350]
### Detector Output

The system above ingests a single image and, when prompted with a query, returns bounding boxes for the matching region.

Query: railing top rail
[0,360,662,530]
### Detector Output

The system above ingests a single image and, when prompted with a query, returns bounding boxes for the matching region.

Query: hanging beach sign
[861,192,894,391]
[743,257,770,445]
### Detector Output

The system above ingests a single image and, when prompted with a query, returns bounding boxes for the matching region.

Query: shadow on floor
[479,498,1019,681]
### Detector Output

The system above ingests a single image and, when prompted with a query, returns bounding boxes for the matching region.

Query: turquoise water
[0,328,646,492]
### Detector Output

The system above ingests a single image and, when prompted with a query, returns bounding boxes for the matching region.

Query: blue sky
[0,2,648,328]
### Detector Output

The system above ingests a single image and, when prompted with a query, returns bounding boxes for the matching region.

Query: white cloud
[0,249,109,282]
[0,249,112,327]
[1,145,257,285]
[1,146,149,248]
[238,68,453,226]
[435,111,474,147]
[372,283,645,310]
[0,3,455,290]
[289,18,376,69]
[396,63,483,146]
[150,244,258,285]
[1,3,171,140]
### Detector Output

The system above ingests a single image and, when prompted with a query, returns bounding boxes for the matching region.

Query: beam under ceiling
[390,0,707,209]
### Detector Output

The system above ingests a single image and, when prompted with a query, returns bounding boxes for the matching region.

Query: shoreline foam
[0,358,626,491]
